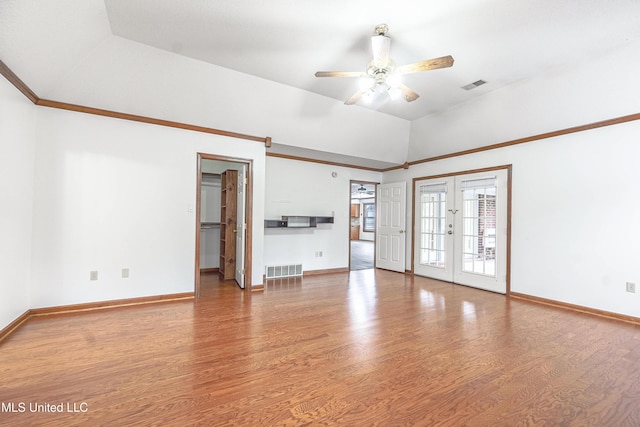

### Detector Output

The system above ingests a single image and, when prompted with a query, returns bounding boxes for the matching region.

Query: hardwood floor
[2,270,640,426]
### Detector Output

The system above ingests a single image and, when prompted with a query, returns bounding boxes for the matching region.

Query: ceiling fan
[354,184,375,197]
[315,24,454,105]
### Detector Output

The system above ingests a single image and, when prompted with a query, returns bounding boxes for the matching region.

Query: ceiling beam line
[381,111,640,171]
[265,152,387,172]
[0,59,38,104]
[36,98,269,144]
[0,59,271,145]
[3,59,640,172]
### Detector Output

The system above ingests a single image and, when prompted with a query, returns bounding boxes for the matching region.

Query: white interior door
[376,181,406,273]
[235,166,246,288]
[414,169,508,294]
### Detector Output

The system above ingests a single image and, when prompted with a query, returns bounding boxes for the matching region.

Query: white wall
[50,36,411,165]
[200,172,221,269]
[0,78,36,330]
[265,157,381,272]
[29,107,265,308]
[408,40,640,161]
[385,119,640,317]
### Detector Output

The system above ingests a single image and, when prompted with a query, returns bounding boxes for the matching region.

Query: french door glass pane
[461,182,497,277]
[419,186,446,268]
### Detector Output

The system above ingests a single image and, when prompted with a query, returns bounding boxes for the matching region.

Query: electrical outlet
[122,268,130,279]
[626,282,636,293]
[315,251,323,257]
[90,271,98,281]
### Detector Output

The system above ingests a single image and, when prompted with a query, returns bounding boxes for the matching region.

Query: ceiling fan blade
[315,71,362,78]
[371,34,391,68]
[396,55,454,74]
[399,84,420,102]
[345,90,365,105]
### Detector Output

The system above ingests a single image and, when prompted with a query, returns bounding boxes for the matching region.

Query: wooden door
[351,203,360,218]
[350,224,360,240]
[219,170,237,280]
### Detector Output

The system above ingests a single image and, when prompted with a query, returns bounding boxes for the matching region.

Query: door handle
[448,230,453,235]
[399,230,405,234]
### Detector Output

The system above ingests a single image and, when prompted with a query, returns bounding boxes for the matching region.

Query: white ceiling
[1,0,639,166]
[103,0,640,120]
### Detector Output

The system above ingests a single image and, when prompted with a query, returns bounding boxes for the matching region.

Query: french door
[414,169,508,294]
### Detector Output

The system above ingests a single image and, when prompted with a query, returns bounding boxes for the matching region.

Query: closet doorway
[195,154,253,297]
[349,181,378,271]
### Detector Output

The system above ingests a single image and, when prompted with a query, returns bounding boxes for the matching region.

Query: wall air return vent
[462,79,487,90]
[266,264,303,279]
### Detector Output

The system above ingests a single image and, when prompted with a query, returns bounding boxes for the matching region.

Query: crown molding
[381,112,640,171]
[36,98,269,143]
[0,59,38,103]
[265,152,388,172]
[0,59,270,145]
[3,59,640,172]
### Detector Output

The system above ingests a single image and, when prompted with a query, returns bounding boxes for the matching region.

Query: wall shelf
[265,216,334,229]
[200,222,221,229]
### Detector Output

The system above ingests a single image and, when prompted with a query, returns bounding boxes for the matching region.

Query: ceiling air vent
[462,80,487,91]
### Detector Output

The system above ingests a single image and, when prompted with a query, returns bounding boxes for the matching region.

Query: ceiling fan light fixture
[358,75,376,91]
[388,87,402,101]
[374,24,389,36]
[371,34,391,68]
[386,72,402,88]
[314,24,453,106]
[362,90,376,105]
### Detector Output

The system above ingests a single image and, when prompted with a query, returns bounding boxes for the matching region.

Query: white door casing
[235,166,247,288]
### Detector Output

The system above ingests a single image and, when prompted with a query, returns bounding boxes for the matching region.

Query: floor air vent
[266,264,303,279]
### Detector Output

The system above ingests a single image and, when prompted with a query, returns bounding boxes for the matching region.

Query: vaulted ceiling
[1,0,639,168]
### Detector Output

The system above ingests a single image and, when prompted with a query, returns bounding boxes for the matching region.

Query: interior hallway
[350,240,374,270]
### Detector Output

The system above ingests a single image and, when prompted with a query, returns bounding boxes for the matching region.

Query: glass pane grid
[419,189,446,268]
[461,185,497,277]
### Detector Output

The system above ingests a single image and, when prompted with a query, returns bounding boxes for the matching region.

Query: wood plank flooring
[2,270,640,426]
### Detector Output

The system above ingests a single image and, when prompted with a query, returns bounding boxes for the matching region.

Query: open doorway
[349,181,378,271]
[195,154,253,297]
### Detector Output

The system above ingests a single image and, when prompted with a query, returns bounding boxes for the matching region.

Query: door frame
[348,180,379,271]
[195,153,254,297]
[411,164,512,294]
